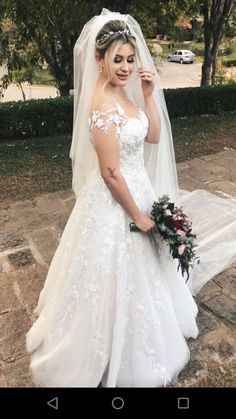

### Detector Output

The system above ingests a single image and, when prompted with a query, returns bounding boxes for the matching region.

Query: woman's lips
[117,74,128,80]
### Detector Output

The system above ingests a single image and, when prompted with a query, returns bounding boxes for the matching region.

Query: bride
[26,9,236,387]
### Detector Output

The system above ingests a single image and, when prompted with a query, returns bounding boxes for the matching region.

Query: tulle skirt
[26,169,200,387]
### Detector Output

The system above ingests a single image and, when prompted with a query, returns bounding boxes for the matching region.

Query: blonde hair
[95,20,138,82]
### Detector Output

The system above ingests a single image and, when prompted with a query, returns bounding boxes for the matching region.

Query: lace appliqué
[88,103,126,139]
[36,98,185,386]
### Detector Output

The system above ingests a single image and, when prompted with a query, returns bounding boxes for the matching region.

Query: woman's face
[103,42,136,86]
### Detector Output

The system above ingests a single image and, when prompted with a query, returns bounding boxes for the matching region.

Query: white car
[168,50,196,64]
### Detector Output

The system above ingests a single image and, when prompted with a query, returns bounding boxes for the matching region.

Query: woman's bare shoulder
[89,90,116,115]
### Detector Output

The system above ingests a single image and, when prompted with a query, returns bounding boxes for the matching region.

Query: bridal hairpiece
[96,29,132,45]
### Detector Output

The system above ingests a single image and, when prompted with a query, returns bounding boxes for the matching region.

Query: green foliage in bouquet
[130,195,200,281]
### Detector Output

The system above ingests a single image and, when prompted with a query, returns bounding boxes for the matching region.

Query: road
[158,60,202,89]
[1,83,58,102]
[0,64,58,102]
[1,61,202,102]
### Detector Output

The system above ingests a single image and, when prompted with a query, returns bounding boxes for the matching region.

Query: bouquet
[129,194,200,281]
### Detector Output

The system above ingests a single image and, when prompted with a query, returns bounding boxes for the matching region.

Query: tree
[200,0,236,86]
[128,0,193,38]
[2,0,132,96]
[1,0,197,96]
[0,20,40,100]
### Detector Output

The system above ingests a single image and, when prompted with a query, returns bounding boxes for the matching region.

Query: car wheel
[180,58,183,64]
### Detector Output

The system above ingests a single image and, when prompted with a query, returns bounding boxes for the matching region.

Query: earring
[98,67,103,73]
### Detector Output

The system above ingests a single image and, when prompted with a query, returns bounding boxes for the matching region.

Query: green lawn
[0,134,72,207]
[172,110,236,162]
[0,111,235,207]
[32,68,56,86]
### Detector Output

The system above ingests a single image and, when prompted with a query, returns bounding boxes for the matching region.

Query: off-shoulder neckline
[89,101,145,122]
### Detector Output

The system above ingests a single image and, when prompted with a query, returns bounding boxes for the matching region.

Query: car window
[178,51,182,55]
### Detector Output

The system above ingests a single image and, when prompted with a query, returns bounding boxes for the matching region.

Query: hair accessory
[97,29,131,45]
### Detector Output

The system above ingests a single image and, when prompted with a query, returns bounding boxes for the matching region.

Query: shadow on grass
[0,111,235,206]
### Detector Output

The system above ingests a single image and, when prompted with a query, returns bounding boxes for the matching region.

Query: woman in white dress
[26,9,236,388]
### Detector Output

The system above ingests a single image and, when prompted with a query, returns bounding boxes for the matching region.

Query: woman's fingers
[138,69,155,76]
[147,229,157,234]
[139,73,154,78]
[138,70,156,81]
[147,223,158,233]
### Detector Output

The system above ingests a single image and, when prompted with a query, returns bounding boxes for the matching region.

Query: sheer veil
[70,8,236,295]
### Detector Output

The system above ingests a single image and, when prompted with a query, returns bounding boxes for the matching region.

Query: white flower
[116,104,125,116]
[113,114,122,125]
[177,229,186,236]
[95,118,104,128]
[165,209,172,216]
[178,244,186,255]
[92,112,99,123]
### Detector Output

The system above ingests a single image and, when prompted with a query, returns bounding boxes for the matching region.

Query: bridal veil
[70,8,236,295]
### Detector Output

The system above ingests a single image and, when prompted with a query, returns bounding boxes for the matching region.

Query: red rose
[172,220,183,230]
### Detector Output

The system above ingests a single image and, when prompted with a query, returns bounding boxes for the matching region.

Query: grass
[0,134,72,207]
[32,68,56,86]
[0,111,236,207]
[171,110,236,162]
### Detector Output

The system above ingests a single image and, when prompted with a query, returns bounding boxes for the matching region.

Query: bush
[218,41,233,57]
[0,96,73,139]
[190,46,204,57]
[0,85,236,139]
[164,84,236,117]
[224,59,236,67]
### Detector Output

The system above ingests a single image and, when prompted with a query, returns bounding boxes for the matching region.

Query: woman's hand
[134,212,157,234]
[138,68,156,98]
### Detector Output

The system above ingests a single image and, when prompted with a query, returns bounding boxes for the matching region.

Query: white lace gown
[26,103,199,387]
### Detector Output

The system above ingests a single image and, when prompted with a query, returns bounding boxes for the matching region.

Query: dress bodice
[88,103,149,174]
[87,103,155,213]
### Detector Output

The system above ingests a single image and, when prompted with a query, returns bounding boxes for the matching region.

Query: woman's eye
[114,58,135,63]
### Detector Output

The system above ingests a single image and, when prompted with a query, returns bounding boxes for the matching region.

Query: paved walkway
[0,149,236,387]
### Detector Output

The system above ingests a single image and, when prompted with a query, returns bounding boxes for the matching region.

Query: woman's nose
[121,61,129,72]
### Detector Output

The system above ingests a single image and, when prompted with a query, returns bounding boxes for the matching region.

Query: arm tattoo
[107,167,116,178]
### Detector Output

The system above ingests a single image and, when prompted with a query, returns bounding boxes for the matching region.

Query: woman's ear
[96,53,104,73]
[95,53,102,65]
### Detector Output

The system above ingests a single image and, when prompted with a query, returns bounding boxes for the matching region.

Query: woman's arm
[144,96,161,144]
[138,68,161,144]
[91,104,157,233]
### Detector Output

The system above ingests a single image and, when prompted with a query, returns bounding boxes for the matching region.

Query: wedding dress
[26,102,199,387]
[26,7,236,388]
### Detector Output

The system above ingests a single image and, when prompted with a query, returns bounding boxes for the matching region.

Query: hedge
[164,84,236,118]
[0,96,73,139]
[0,84,235,139]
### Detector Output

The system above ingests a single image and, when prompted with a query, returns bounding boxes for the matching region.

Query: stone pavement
[0,149,236,387]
